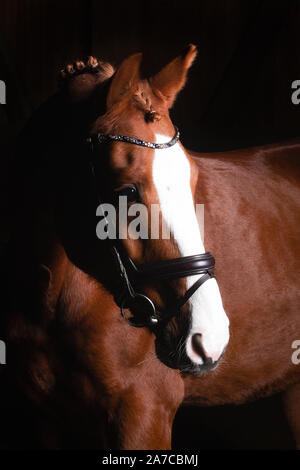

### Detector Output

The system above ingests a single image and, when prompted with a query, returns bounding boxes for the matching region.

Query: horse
[2,45,300,449]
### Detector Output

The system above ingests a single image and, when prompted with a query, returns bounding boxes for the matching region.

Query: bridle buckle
[121,294,159,328]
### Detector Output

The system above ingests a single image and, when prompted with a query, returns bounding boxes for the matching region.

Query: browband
[87,126,180,150]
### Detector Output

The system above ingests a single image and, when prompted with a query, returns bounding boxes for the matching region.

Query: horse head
[58,45,230,374]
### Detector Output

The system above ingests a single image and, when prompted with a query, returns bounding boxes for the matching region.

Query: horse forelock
[132,87,162,122]
[91,83,166,135]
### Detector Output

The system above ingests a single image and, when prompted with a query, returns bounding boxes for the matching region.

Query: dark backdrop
[1,0,300,149]
[0,0,299,449]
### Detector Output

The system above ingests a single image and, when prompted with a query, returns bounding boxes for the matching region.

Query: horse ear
[149,44,197,108]
[106,53,143,109]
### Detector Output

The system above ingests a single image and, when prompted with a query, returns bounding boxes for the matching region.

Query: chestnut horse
[3,45,300,449]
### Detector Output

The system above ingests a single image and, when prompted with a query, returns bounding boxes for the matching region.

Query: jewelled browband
[87,126,180,150]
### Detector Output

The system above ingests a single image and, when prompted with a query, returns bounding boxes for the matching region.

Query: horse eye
[115,185,139,202]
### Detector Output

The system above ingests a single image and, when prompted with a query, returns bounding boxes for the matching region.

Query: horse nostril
[191,333,204,356]
[191,333,213,364]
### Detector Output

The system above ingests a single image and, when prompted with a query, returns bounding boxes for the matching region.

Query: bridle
[86,126,216,329]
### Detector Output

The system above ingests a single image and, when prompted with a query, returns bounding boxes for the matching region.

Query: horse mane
[15,53,165,174]
[59,55,163,132]
[15,56,114,170]
[58,56,115,101]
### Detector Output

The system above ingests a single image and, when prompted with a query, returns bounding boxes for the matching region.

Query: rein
[87,127,215,329]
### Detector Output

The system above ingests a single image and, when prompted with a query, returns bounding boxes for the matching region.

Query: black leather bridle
[86,126,216,328]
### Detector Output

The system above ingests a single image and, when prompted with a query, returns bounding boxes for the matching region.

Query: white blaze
[152,134,230,365]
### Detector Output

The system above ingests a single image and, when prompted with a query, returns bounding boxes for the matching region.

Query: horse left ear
[106,53,143,109]
[149,44,197,108]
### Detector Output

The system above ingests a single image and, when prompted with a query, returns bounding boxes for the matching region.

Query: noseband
[87,126,216,328]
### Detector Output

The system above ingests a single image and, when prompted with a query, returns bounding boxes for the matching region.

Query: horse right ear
[149,44,197,108]
[106,53,143,109]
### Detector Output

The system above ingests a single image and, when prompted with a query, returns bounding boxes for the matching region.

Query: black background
[0,0,299,449]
